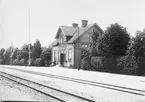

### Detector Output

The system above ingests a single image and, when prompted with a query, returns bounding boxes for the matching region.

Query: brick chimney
[72,23,78,27]
[81,20,88,27]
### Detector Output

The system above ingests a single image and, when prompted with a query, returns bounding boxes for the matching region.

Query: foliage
[40,48,51,66]
[90,57,104,71]
[31,39,42,59]
[80,56,91,70]
[127,29,145,58]
[90,56,118,73]
[19,59,25,66]
[98,23,130,57]
[3,46,14,64]
[33,58,45,66]
[117,55,138,75]
[137,57,145,76]
[27,58,34,66]
[0,59,4,64]
[21,44,29,52]
[81,47,90,59]
[0,48,5,59]
[89,30,100,56]
[21,51,29,60]
[12,59,20,65]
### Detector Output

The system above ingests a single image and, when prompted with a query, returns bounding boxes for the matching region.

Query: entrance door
[60,53,66,66]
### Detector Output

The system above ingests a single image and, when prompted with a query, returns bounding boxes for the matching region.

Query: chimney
[81,20,88,27]
[72,23,78,27]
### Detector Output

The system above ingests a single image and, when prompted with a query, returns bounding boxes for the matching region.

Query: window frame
[68,48,72,61]
[81,44,88,48]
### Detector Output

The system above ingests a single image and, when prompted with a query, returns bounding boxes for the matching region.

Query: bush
[103,57,118,73]
[0,59,4,64]
[90,57,104,71]
[80,56,91,70]
[90,57,118,73]
[12,59,20,65]
[33,58,45,66]
[137,57,145,76]
[117,56,138,75]
[19,59,25,66]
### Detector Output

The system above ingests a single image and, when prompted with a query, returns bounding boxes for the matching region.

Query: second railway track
[0,71,95,102]
[1,66,145,97]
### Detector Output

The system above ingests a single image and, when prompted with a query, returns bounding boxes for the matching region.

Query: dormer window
[59,35,65,44]
[64,36,67,42]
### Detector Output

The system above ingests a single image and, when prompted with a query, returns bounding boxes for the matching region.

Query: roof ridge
[60,23,95,28]
[60,25,73,27]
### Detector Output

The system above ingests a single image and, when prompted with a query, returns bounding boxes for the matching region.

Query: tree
[40,48,51,66]
[98,23,130,57]
[0,48,5,59]
[127,29,145,75]
[90,30,101,56]
[31,39,42,59]
[0,48,5,64]
[127,30,145,58]
[3,45,14,65]
[21,44,29,52]
[12,48,19,59]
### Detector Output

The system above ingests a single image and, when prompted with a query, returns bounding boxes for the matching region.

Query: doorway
[60,53,66,66]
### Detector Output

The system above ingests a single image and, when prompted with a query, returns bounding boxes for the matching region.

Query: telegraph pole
[28,8,31,66]
[10,42,13,65]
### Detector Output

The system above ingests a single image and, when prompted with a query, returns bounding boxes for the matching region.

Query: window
[58,50,61,61]
[82,44,88,48]
[54,50,57,61]
[59,36,64,44]
[68,49,72,61]
[89,34,92,42]
[64,36,66,42]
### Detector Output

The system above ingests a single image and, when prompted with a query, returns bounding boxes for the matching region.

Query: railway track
[0,71,95,102]
[1,66,145,97]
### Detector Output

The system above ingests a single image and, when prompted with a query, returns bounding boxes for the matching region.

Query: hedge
[117,55,138,75]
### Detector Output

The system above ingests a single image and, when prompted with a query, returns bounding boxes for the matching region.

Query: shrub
[117,55,138,75]
[0,59,4,64]
[33,58,45,66]
[80,56,91,70]
[102,57,118,73]
[19,59,25,66]
[90,57,118,73]
[90,57,104,71]
[12,59,20,65]
[137,57,145,76]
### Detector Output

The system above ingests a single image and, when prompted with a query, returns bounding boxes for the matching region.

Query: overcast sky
[0,0,145,49]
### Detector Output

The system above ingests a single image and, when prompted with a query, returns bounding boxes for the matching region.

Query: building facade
[49,20,103,68]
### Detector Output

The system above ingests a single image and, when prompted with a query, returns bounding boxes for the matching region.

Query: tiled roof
[48,39,59,48]
[60,26,78,36]
[68,23,95,43]
[49,22,104,47]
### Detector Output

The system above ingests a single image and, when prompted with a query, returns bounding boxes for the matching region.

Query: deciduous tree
[98,23,130,57]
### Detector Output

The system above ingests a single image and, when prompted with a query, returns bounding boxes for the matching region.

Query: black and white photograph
[0,0,145,101]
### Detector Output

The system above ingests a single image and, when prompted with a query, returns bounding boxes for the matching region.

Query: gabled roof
[68,23,104,43]
[49,22,104,47]
[48,39,59,48]
[55,26,78,39]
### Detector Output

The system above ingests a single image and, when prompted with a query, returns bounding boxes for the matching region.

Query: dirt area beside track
[0,76,54,101]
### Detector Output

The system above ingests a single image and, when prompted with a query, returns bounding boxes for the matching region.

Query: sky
[0,0,145,49]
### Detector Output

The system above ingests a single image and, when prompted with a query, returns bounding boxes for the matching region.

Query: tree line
[0,39,51,66]
[81,23,145,76]
[1,23,145,76]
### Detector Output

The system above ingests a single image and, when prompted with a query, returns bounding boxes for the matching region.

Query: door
[60,53,66,66]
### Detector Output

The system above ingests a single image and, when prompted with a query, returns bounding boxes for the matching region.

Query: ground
[0,76,54,101]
